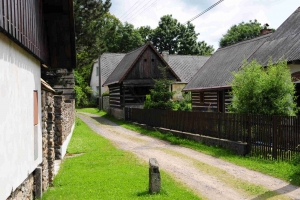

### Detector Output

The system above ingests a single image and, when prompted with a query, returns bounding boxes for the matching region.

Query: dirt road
[77,113,300,200]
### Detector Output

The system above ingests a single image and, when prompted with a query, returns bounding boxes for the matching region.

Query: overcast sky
[109,0,299,50]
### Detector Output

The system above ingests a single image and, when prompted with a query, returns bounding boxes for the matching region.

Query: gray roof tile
[184,7,300,91]
[100,53,125,85]
[168,55,210,83]
[184,34,270,91]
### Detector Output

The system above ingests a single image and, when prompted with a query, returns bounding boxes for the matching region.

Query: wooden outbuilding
[103,42,180,110]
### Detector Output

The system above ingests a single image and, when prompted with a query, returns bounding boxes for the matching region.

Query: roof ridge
[169,54,211,57]
[218,33,271,51]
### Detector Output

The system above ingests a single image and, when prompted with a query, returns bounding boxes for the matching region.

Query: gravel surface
[77,113,300,200]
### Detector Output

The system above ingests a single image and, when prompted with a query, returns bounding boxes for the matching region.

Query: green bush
[144,67,175,110]
[229,59,298,116]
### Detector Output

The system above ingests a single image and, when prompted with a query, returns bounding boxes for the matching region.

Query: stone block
[35,167,42,199]
[149,158,161,194]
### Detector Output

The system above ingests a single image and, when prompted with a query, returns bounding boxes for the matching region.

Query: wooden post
[247,115,252,155]
[272,116,277,159]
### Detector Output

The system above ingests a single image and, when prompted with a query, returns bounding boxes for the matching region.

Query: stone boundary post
[149,158,161,194]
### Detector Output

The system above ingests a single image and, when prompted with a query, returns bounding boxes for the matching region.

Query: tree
[229,59,298,116]
[74,0,111,68]
[219,20,272,48]
[149,15,214,55]
[114,23,144,53]
[144,67,175,110]
[138,26,153,43]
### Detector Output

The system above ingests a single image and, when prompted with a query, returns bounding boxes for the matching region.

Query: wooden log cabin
[103,42,180,113]
[184,7,300,112]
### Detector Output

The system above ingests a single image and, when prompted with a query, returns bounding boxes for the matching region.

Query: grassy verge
[42,117,201,200]
[76,108,300,186]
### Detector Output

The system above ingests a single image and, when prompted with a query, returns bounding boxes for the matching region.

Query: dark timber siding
[125,47,174,80]
[192,89,231,112]
[109,84,122,108]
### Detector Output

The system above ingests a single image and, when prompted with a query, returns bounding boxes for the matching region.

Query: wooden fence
[125,108,300,160]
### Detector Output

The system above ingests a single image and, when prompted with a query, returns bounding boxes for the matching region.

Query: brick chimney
[260,29,273,36]
[260,23,273,36]
[162,51,169,62]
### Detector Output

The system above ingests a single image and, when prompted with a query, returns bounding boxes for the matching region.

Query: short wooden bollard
[149,158,161,194]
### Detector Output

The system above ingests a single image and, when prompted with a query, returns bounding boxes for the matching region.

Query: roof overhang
[183,85,231,91]
[43,0,76,69]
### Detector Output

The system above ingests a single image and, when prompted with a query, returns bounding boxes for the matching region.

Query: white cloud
[110,0,299,50]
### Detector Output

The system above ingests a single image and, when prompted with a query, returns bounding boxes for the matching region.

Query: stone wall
[110,107,125,119]
[133,123,248,156]
[103,96,110,112]
[41,90,55,191]
[6,174,34,200]
[54,96,75,159]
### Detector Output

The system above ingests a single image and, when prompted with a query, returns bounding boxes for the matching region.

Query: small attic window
[151,59,155,62]
[144,59,147,62]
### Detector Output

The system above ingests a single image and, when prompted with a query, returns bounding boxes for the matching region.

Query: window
[34,91,38,125]
[96,67,99,76]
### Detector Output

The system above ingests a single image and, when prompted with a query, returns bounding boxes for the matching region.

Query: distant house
[0,1,76,199]
[183,7,300,112]
[102,42,180,116]
[90,53,125,97]
[90,44,210,110]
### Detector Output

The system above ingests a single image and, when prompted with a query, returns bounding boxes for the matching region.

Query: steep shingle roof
[103,44,148,86]
[183,34,270,91]
[248,7,300,65]
[168,55,210,83]
[101,53,125,85]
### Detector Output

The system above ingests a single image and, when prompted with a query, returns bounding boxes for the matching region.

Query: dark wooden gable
[124,46,177,82]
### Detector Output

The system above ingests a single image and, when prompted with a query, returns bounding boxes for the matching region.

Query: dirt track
[77,113,300,200]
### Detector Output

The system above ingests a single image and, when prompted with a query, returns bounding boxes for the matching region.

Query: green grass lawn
[42,117,201,200]
[76,108,300,186]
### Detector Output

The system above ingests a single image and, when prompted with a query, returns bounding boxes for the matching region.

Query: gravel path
[77,113,300,200]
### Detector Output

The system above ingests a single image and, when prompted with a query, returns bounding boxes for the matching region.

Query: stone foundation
[110,107,125,119]
[133,123,248,156]
[54,96,75,159]
[41,90,56,190]
[6,174,34,200]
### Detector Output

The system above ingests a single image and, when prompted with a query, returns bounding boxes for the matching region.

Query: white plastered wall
[0,32,42,199]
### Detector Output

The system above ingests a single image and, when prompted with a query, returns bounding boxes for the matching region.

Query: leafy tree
[114,22,144,53]
[144,67,175,110]
[149,15,214,55]
[219,20,273,48]
[229,60,298,116]
[74,0,111,68]
[138,26,153,43]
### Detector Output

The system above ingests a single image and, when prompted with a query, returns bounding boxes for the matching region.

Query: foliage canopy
[148,15,214,55]
[219,20,272,48]
[229,59,298,116]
